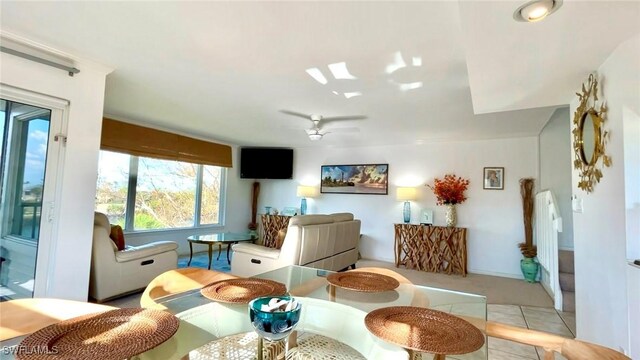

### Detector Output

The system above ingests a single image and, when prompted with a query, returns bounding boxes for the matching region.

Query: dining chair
[140,267,237,309]
[0,298,115,341]
[486,321,631,360]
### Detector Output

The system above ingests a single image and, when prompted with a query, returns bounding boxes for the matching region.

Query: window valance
[100,118,232,168]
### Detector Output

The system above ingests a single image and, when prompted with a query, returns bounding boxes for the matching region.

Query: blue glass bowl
[249,296,302,341]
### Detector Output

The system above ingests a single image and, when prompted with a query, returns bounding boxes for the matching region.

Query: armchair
[89,212,178,302]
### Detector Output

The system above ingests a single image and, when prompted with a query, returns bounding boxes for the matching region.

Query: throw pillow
[275,229,287,249]
[109,224,126,251]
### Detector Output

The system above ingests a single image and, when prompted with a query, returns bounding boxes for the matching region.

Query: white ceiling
[1,1,638,148]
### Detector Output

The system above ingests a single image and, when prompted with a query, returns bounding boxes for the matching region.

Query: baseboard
[358,256,395,264]
[468,268,524,280]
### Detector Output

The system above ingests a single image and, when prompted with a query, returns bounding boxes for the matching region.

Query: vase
[445,204,457,227]
[402,201,411,223]
[520,257,540,283]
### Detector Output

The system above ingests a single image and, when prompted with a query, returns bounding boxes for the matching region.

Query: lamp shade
[396,187,417,201]
[297,185,317,198]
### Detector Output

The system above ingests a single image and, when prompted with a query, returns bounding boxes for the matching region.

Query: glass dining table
[135,265,488,360]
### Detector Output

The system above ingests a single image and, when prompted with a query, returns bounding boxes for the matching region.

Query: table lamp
[396,187,417,223]
[296,185,317,215]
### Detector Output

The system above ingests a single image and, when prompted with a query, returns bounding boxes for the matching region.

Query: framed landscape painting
[320,164,388,195]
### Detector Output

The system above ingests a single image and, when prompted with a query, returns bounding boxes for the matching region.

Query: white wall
[125,146,252,256]
[0,40,111,300]
[539,107,574,249]
[571,34,639,355]
[257,137,539,278]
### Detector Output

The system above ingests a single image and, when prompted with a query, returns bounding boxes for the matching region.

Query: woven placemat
[364,306,484,355]
[16,308,179,360]
[327,271,400,292]
[201,278,287,303]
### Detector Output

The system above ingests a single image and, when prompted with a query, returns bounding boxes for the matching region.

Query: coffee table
[187,232,255,269]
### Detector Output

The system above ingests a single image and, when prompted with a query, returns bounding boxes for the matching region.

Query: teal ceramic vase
[520,257,539,283]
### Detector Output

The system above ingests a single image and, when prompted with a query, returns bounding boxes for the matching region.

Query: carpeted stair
[558,250,575,312]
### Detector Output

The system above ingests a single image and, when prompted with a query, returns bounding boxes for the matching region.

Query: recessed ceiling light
[513,0,562,22]
[343,92,362,99]
[305,68,328,84]
[328,62,357,80]
[386,51,407,74]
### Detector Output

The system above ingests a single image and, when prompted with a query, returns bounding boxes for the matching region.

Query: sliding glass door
[0,94,64,300]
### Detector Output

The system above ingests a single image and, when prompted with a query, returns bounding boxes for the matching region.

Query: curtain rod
[1,45,80,77]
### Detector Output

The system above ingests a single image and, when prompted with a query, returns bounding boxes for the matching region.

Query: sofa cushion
[330,213,354,222]
[115,241,178,262]
[109,225,126,251]
[289,214,334,227]
[233,243,281,259]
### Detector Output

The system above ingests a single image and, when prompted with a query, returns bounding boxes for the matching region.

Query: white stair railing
[535,190,563,311]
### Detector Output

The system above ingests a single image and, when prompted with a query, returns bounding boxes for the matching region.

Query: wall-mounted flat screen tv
[240,147,294,179]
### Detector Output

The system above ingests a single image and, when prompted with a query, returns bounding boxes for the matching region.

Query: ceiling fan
[280,110,366,141]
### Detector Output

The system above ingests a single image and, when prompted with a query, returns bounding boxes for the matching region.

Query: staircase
[558,250,575,313]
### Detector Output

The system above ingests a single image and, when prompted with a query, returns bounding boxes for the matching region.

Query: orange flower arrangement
[427,174,470,205]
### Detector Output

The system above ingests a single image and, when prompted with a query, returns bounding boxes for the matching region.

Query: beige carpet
[357,259,554,308]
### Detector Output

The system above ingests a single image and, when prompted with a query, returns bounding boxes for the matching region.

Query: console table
[260,214,291,248]
[394,224,467,276]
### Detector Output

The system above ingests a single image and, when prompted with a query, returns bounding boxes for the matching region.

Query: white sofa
[89,212,179,302]
[231,213,361,277]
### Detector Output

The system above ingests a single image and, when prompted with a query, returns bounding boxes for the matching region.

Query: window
[95,151,225,231]
[1,100,52,241]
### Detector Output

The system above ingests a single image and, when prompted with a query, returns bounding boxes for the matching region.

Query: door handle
[45,201,55,223]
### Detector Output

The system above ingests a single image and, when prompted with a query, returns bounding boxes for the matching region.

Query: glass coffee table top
[187,232,256,243]
[138,265,487,360]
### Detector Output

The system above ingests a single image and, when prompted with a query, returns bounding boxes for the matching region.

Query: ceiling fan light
[525,5,549,21]
[308,133,323,141]
[513,0,561,22]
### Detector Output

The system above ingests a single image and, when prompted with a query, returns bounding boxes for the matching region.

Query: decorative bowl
[248,296,302,341]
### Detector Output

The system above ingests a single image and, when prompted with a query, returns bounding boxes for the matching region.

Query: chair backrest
[0,298,115,341]
[93,212,118,253]
[561,339,631,360]
[486,321,630,360]
[140,267,237,309]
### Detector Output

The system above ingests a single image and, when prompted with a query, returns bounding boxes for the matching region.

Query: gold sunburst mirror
[572,73,611,193]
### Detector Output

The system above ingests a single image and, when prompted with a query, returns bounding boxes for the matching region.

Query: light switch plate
[572,197,583,213]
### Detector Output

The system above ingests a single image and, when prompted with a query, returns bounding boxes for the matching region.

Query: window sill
[123,224,225,236]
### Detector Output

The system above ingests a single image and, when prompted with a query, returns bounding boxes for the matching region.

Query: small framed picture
[420,209,433,225]
[483,167,504,190]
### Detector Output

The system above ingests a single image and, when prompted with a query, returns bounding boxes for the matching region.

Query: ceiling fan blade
[280,109,311,120]
[323,127,360,133]
[321,115,367,123]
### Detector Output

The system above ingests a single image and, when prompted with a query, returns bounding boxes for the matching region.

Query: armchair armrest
[232,243,280,260]
[115,241,178,263]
